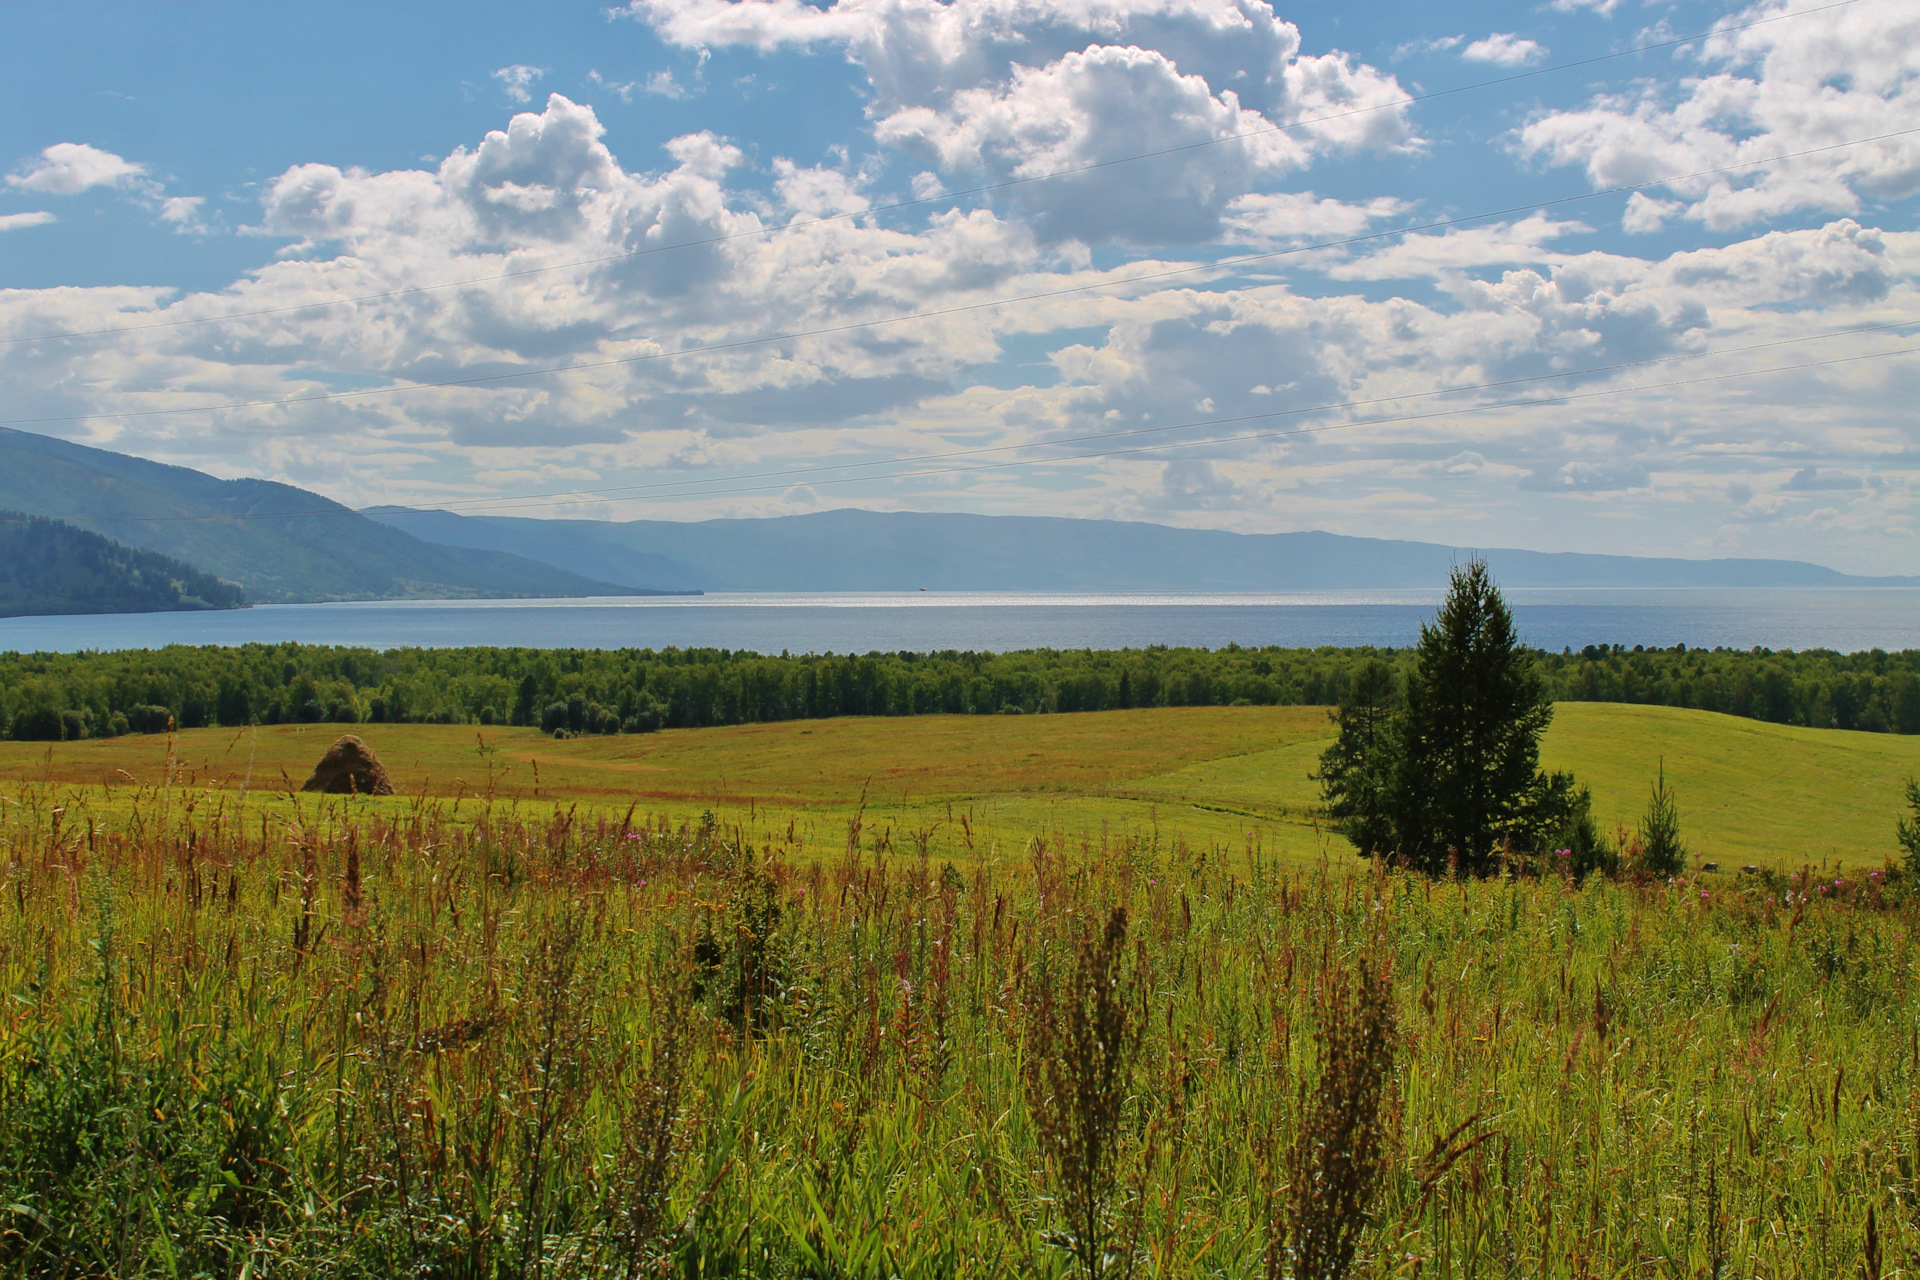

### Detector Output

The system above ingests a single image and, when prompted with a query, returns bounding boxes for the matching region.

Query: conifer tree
[1637,759,1686,877]
[1895,778,1920,872]
[1314,561,1560,876]
[1394,561,1554,875]
[1315,659,1401,858]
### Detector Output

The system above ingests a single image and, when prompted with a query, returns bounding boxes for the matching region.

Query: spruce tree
[1638,759,1686,877]
[1315,659,1402,858]
[1393,560,1553,875]
[1894,777,1920,873]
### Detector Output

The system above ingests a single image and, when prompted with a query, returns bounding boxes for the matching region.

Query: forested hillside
[0,514,244,619]
[0,428,653,603]
[0,641,1915,740]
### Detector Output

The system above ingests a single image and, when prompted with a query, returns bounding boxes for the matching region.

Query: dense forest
[1,641,1916,740]
[0,513,245,620]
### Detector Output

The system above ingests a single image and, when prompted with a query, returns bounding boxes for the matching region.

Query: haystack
[300,734,395,795]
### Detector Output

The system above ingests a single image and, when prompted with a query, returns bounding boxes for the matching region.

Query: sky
[1,0,1917,574]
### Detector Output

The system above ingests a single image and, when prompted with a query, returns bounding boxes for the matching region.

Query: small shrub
[1026,906,1143,1278]
[1276,952,1399,1280]
[1638,759,1686,878]
[126,704,173,734]
[690,864,789,1034]
[1898,778,1920,873]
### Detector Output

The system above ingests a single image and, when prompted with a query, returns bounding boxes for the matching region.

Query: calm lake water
[1,589,1917,654]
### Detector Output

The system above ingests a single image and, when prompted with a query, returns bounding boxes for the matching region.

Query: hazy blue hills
[2,424,1908,607]
[367,506,1920,592]
[0,429,652,604]
[0,512,246,618]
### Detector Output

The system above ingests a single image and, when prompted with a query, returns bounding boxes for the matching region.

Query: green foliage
[1395,562,1555,875]
[1314,659,1402,858]
[1542,643,1920,734]
[0,642,1400,741]
[1317,563,1571,876]
[0,789,1914,1276]
[3,637,1919,744]
[1534,772,1617,881]
[0,511,244,618]
[1897,777,1920,872]
[1280,952,1398,1280]
[1025,906,1143,1278]
[1638,759,1687,878]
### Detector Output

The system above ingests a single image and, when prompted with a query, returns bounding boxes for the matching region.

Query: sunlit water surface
[0,589,1916,654]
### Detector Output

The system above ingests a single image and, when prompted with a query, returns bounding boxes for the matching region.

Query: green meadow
[1,737,1916,1276]
[2,700,1914,869]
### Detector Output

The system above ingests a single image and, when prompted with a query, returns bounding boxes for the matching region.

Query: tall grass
[0,783,1915,1277]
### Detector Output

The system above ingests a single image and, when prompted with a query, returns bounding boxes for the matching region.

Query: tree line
[0,633,1916,741]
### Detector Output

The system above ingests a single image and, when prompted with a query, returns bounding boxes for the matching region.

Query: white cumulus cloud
[8,142,146,195]
[0,211,54,232]
[622,0,1414,245]
[1462,33,1545,66]
[1518,1,1920,230]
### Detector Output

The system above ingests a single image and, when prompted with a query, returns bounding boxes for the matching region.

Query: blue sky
[2,0,1916,571]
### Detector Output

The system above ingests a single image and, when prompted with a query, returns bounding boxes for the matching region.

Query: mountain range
[0,427,1912,606]
[366,506,1920,592]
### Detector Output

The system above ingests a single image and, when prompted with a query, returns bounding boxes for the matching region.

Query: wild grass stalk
[0,786,1916,1276]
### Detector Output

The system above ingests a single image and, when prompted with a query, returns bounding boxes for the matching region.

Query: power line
[29,322,1914,526]
[6,125,1914,430]
[0,0,1869,350]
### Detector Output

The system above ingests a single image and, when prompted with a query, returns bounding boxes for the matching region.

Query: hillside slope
[1,703,1910,867]
[368,506,1919,592]
[0,429,651,603]
[0,512,246,618]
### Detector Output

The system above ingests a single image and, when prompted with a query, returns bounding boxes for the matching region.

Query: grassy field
[0,701,1914,869]
[1,771,1916,1277]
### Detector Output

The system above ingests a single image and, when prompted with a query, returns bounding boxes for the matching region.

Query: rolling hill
[0,512,246,618]
[0,428,659,604]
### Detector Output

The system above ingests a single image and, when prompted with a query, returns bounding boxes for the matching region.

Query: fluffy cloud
[1,34,1914,571]
[0,211,54,232]
[1224,190,1407,244]
[8,142,146,195]
[491,65,545,105]
[623,0,1412,245]
[1462,33,1545,67]
[5,141,212,234]
[876,44,1317,243]
[1518,1,1920,230]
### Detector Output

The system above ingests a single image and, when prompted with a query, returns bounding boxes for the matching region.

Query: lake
[0,588,1916,654]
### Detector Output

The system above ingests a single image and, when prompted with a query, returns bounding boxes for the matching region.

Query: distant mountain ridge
[366,506,1920,592]
[0,512,246,618]
[0,428,658,604]
[1,426,1907,604]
